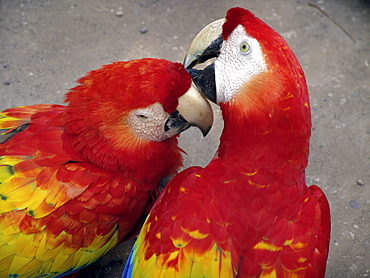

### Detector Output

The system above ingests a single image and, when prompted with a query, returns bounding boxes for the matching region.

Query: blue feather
[121,245,135,278]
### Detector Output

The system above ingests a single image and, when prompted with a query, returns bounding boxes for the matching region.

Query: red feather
[0,59,191,277]
[127,8,330,278]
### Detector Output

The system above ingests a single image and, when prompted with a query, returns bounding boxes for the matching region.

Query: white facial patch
[214,24,267,103]
[127,102,170,142]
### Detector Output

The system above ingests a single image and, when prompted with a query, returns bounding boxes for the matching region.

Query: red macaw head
[62,58,213,172]
[65,59,212,142]
[184,7,310,121]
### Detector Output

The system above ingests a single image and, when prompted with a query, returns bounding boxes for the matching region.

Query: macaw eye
[137,115,148,119]
[239,42,250,54]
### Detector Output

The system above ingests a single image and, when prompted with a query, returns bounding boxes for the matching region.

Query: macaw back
[125,151,330,277]
[0,105,156,277]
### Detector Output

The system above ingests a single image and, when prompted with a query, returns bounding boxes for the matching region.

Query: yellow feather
[70,228,119,270]
[15,234,38,257]
[50,252,73,275]
[0,227,120,277]
[34,232,64,260]
[253,241,282,252]
[0,219,20,236]
[260,267,278,278]
[289,241,308,251]
[5,234,33,255]
[1,155,29,165]
[133,243,234,277]
[186,229,209,240]
[8,254,35,274]
[171,234,191,249]
[14,257,46,278]
[27,187,53,218]
[0,165,14,181]
[0,254,13,274]
[0,114,26,129]
[190,244,233,277]
[44,229,67,250]
[0,177,35,213]
[0,244,16,262]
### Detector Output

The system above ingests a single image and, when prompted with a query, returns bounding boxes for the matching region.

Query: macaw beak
[165,82,213,137]
[183,18,225,69]
[183,18,224,104]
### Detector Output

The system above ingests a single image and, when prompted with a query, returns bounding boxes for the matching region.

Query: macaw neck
[217,99,311,185]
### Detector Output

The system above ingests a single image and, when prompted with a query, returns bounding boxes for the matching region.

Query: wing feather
[0,105,148,277]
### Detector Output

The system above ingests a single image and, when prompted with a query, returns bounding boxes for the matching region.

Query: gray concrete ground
[1,0,369,277]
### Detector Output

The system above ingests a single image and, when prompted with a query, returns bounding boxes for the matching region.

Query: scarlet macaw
[0,58,213,277]
[123,7,330,277]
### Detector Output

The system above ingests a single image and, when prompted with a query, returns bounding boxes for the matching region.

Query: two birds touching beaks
[0,7,330,278]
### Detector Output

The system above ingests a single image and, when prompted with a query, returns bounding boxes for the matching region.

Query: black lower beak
[187,64,217,104]
[164,110,191,136]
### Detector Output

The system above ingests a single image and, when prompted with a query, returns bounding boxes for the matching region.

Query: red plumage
[0,59,193,277]
[125,7,330,278]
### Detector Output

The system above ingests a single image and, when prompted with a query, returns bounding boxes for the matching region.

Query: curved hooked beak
[183,18,224,104]
[183,18,225,69]
[165,82,213,137]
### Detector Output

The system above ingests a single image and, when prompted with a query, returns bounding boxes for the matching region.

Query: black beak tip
[201,125,211,137]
